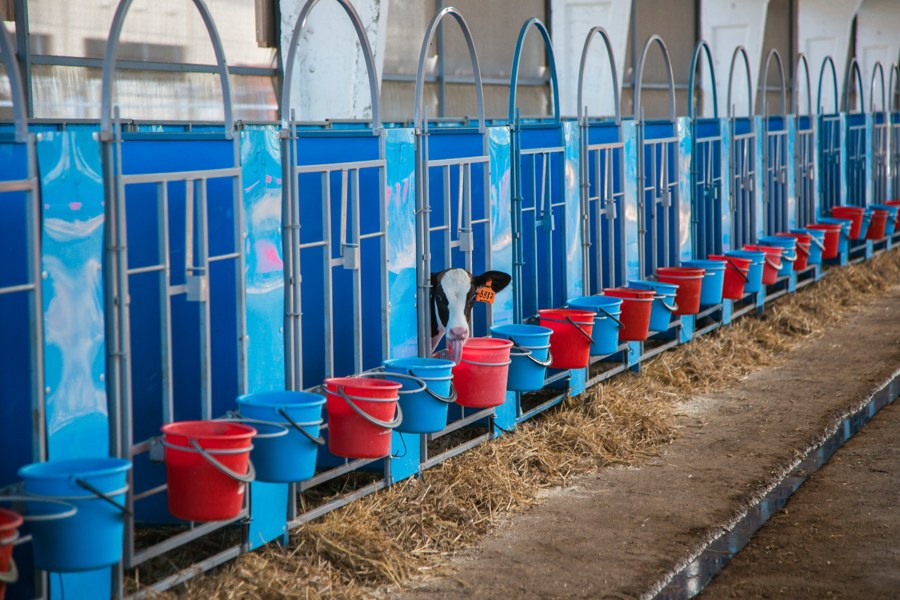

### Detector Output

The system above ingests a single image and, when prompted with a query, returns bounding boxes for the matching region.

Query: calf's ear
[473,270,511,293]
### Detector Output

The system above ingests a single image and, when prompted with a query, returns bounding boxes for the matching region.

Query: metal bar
[295,158,384,174]
[28,53,277,78]
[427,155,489,168]
[0,178,35,193]
[157,182,174,425]
[132,483,168,502]
[350,168,363,375]
[289,479,387,528]
[323,171,334,378]
[129,546,242,598]
[130,514,246,567]
[197,179,212,420]
[427,407,495,440]
[208,252,241,262]
[420,432,492,471]
[0,282,35,295]
[517,392,567,423]
[298,456,382,490]
[122,166,240,185]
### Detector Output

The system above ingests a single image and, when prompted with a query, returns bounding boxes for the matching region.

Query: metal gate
[728,47,757,248]
[843,58,867,208]
[870,62,888,206]
[280,0,393,524]
[793,54,816,227]
[817,57,842,215]
[890,65,900,206]
[634,36,680,278]
[414,7,496,467]
[100,0,247,595]
[579,27,626,295]
[688,41,723,258]
[761,50,789,236]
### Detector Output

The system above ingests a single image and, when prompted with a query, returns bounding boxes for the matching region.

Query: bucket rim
[656,266,706,276]
[807,222,842,230]
[18,457,132,481]
[565,295,623,309]
[0,508,23,533]
[324,376,403,392]
[460,336,515,350]
[681,259,726,271]
[744,244,783,255]
[383,356,456,371]
[626,279,679,293]
[489,324,554,337]
[537,308,597,322]
[601,287,655,299]
[161,420,257,441]
[236,390,326,409]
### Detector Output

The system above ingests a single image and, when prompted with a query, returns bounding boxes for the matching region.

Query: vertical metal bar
[185,180,195,278]
[529,154,539,315]
[322,172,334,378]
[541,153,551,309]
[378,131,390,360]
[463,162,473,274]
[232,140,248,397]
[443,165,451,267]
[350,168,363,374]
[435,0,446,118]
[197,179,212,420]
[290,133,302,388]
[157,182,174,424]
[281,125,296,390]
[13,0,33,117]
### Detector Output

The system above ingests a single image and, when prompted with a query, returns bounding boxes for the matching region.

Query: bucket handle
[653,293,679,313]
[188,439,256,484]
[795,243,809,257]
[511,344,553,367]
[74,478,131,516]
[0,556,16,584]
[0,494,77,523]
[544,314,605,338]
[277,408,326,446]
[779,251,796,262]
[220,413,291,440]
[334,386,403,430]
[725,259,750,283]
[405,369,458,404]
[809,236,826,251]
[763,256,782,270]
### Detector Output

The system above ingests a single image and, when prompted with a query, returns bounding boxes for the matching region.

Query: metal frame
[890,64,900,205]
[728,46,756,248]
[843,58,866,208]
[817,56,841,215]
[760,50,788,236]
[413,6,496,461]
[100,1,247,597]
[688,40,722,258]
[870,62,888,206]
[793,53,816,227]
[634,35,679,278]
[279,0,391,527]
[507,17,569,422]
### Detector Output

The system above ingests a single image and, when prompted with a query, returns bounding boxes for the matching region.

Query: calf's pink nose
[448,326,468,339]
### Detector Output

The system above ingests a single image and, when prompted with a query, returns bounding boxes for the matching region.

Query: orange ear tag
[476,287,495,304]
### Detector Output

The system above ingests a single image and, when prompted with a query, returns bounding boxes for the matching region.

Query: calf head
[430,268,511,362]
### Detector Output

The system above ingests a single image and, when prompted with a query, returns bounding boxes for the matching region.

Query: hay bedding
[138,249,900,599]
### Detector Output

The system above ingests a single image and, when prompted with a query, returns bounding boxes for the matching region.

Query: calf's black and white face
[430,268,511,362]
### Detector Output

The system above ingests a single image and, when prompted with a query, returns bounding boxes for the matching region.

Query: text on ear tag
[476,287,495,304]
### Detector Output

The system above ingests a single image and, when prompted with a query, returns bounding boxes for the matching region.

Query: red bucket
[708,254,750,300]
[655,267,705,315]
[325,377,402,459]
[831,206,865,239]
[161,421,256,522]
[776,232,811,270]
[453,337,514,407]
[537,309,595,369]
[601,288,654,341]
[744,245,783,284]
[806,223,841,259]
[866,209,889,240]
[0,509,22,600]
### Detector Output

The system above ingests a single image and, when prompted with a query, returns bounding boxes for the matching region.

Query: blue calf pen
[2,1,900,598]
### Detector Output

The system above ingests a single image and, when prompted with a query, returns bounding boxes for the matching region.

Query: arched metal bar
[100,0,233,138]
[817,55,839,114]
[414,6,485,132]
[727,46,753,119]
[576,26,621,125]
[869,61,886,113]
[281,0,382,132]
[0,6,29,141]
[687,40,719,119]
[889,64,900,111]
[509,18,560,124]
[842,57,865,113]
[760,49,787,117]
[792,53,813,116]
[633,35,676,122]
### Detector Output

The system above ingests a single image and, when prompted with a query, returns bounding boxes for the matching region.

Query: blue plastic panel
[676,117,693,262]
[622,120,640,281]
[386,127,418,360]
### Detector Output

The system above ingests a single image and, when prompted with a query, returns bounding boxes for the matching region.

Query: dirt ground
[396,285,900,599]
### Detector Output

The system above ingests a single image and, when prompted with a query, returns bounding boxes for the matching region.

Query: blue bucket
[18,458,131,572]
[817,217,852,254]
[236,391,325,482]
[870,204,899,235]
[759,236,796,276]
[681,259,726,306]
[725,249,765,294]
[565,295,623,356]
[490,324,552,392]
[791,228,824,265]
[859,209,872,239]
[627,280,678,331]
[383,357,454,433]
